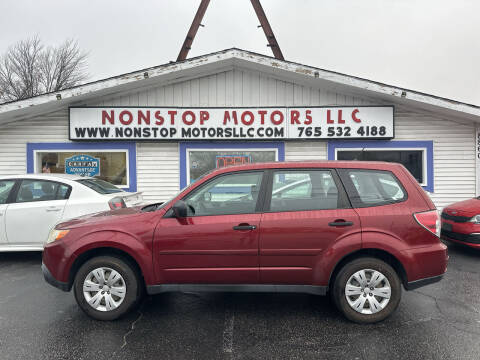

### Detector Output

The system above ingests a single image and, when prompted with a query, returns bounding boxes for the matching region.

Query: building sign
[69,106,394,141]
[65,154,100,177]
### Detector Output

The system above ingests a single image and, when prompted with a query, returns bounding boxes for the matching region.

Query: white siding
[285,142,327,161]
[0,110,68,175]
[136,142,179,202]
[0,67,476,209]
[92,68,376,107]
[394,110,476,209]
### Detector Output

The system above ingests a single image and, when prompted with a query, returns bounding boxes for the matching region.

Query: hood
[56,206,146,229]
[443,198,480,217]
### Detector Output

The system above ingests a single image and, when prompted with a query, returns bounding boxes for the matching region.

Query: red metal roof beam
[250,0,284,60]
[177,0,211,62]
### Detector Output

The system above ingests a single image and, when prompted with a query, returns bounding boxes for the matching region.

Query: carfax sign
[65,154,100,177]
[69,106,394,141]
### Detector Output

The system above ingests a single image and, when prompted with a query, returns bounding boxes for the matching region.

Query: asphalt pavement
[0,243,479,360]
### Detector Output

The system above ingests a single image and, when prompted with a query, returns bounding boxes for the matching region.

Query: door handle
[46,207,61,212]
[328,220,353,227]
[233,224,257,231]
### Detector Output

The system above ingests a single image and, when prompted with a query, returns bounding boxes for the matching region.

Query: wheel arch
[328,248,408,291]
[67,247,146,291]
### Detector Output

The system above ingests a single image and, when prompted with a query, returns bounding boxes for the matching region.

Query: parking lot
[0,242,478,360]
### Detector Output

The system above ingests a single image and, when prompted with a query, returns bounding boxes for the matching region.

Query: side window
[269,170,341,212]
[183,171,263,216]
[57,184,71,200]
[16,180,70,203]
[342,170,406,207]
[0,180,16,204]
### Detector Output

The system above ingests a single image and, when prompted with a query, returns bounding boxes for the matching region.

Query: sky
[0,0,479,105]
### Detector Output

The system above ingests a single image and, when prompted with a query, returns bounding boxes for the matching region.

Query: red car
[42,161,448,323]
[441,198,480,249]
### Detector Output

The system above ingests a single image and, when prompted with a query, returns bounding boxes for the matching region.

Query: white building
[1,48,479,209]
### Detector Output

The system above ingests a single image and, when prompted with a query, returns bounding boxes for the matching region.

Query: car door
[5,179,70,247]
[0,179,16,245]
[259,169,361,285]
[154,171,265,284]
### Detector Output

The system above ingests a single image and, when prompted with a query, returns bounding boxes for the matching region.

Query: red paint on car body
[42,161,448,292]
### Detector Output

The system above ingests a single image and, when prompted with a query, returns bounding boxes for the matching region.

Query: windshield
[76,178,124,194]
[141,170,219,212]
[141,189,183,212]
[141,180,201,212]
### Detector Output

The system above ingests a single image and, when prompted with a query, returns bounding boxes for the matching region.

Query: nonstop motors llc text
[69,107,394,140]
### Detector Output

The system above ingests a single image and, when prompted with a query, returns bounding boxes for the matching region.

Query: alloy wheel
[345,268,391,314]
[83,267,126,312]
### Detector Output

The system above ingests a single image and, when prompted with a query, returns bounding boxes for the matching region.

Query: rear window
[339,169,406,208]
[76,178,123,194]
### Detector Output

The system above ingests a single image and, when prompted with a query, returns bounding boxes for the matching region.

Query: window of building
[36,151,128,186]
[179,142,285,188]
[337,150,424,184]
[328,140,434,192]
[26,143,137,192]
[269,170,342,212]
[187,150,276,184]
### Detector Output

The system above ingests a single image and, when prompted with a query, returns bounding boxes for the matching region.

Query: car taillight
[413,210,440,237]
[109,197,126,210]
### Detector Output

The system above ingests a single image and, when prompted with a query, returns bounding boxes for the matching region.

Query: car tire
[73,256,139,321]
[332,257,401,324]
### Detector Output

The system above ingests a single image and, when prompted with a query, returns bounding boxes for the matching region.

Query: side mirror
[172,200,188,218]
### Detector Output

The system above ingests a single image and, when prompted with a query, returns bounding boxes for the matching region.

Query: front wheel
[332,257,401,323]
[73,256,139,321]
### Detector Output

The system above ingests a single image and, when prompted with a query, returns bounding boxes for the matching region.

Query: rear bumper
[42,263,70,292]
[405,274,444,290]
[401,242,448,288]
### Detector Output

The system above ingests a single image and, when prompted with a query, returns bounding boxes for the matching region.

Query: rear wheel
[73,256,139,321]
[332,257,401,323]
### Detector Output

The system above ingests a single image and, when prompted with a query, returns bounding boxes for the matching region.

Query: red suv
[42,161,448,323]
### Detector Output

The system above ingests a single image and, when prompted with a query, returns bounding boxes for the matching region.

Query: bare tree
[39,39,88,93]
[0,37,88,103]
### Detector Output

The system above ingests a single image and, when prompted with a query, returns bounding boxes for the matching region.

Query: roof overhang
[1,48,479,125]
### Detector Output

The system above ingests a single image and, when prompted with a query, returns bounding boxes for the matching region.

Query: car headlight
[46,229,70,244]
[469,215,480,224]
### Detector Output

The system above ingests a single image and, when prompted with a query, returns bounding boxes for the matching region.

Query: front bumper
[441,230,480,246]
[42,263,70,292]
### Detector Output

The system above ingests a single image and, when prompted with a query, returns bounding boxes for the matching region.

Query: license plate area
[442,222,452,232]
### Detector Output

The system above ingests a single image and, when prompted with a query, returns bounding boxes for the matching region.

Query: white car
[0,174,143,251]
